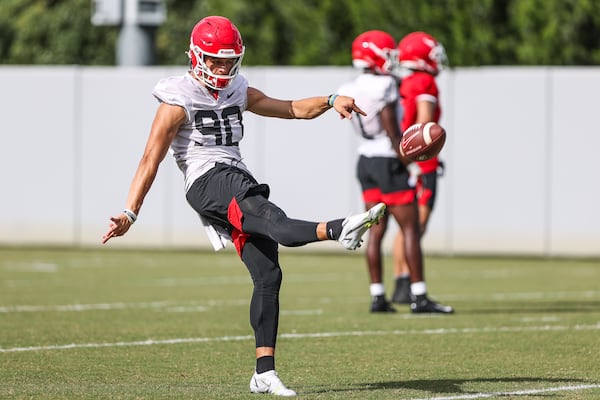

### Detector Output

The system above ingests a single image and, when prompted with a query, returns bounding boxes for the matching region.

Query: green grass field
[1,247,599,399]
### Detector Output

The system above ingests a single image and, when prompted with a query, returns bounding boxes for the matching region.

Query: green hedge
[2,0,599,66]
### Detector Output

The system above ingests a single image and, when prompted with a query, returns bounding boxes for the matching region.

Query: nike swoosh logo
[227,92,235,99]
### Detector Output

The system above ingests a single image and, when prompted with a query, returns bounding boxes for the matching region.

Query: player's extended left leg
[236,194,385,250]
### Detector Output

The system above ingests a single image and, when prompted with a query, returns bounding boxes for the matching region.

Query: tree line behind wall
[1,0,599,66]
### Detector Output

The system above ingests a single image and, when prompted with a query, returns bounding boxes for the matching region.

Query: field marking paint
[410,383,600,400]
[0,300,250,313]
[0,301,172,313]
[2,289,599,314]
[1,261,57,272]
[2,323,599,353]
[0,335,254,353]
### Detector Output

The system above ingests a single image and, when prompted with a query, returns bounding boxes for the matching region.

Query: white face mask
[188,45,245,90]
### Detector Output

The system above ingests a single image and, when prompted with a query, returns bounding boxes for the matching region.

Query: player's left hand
[333,95,367,120]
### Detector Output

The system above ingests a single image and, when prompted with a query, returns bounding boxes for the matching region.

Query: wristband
[328,94,338,108]
[123,209,137,224]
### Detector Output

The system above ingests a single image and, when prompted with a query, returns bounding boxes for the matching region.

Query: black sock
[414,294,427,302]
[256,356,275,374]
[325,219,344,240]
[395,276,410,286]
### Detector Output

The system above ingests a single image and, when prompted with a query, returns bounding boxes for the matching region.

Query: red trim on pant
[417,187,433,207]
[363,188,415,206]
[383,190,415,205]
[362,188,382,204]
[227,197,249,257]
[416,157,439,174]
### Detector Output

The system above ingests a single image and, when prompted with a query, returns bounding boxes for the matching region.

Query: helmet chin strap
[187,69,219,98]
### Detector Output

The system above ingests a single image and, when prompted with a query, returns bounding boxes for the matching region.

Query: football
[399,122,446,162]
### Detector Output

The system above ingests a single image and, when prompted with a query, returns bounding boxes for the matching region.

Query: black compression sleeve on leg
[242,237,281,349]
[239,195,319,247]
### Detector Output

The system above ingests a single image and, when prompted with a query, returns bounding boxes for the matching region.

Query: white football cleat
[250,370,297,397]
[338,202,386,250]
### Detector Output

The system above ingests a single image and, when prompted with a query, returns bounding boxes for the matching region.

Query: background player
[391,31,453,314]
[338,30,450,314]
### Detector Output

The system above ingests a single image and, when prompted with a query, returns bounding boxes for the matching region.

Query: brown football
[399,122,446,162]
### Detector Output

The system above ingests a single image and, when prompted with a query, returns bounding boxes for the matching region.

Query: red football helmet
[398,31,448,76]
[351,30,397,75]
[187,16,245,90]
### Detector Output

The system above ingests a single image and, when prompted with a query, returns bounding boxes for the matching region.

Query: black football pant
[186,164,321,348]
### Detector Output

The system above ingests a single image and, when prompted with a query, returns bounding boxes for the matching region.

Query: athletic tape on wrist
[123,209,137,224]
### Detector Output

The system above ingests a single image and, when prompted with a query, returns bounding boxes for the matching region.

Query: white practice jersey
[337,74,400,158]
[152,73,250,192]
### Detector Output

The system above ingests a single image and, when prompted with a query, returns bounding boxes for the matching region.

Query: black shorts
[417,171,437,210]
[185,163,270,237]
[356,156,415,205]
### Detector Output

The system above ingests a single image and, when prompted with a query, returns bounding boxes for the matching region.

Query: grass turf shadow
[305,376,588,396]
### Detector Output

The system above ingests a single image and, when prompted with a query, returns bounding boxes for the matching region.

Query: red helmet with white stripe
[351,30,397,75]
[398,31,448,76]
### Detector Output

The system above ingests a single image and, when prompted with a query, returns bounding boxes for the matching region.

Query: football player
[102,16,386,397]
[391,31,453,314]
[338,30,451,314]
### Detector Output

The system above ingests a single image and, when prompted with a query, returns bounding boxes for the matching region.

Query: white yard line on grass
[0,299,248,313]
[2,289,599,313]
[410,383,600,399]
[0,301,172,313]
[1,323,599,353]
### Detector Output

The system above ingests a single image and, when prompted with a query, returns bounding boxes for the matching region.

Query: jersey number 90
[194,105,243,146]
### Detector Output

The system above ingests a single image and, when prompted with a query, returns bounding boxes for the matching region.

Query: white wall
[0,65,598,257]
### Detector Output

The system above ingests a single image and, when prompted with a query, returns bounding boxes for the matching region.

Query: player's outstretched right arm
[102,103,186,244]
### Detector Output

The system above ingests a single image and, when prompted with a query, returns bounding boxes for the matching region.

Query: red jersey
[400,71,441,174]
